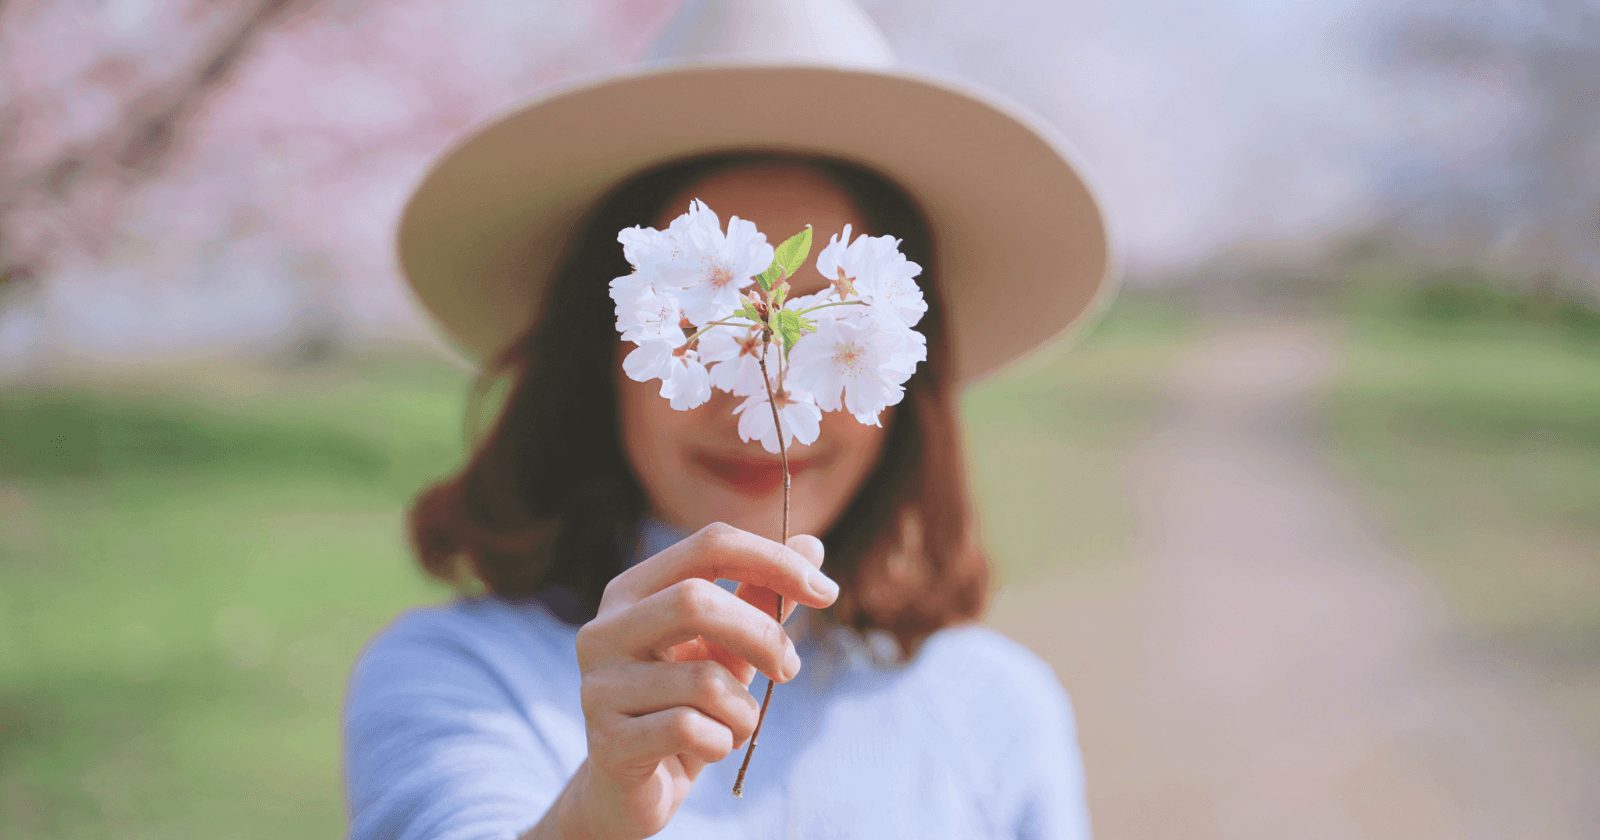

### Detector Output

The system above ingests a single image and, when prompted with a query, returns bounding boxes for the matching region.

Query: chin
[673,483,840,542]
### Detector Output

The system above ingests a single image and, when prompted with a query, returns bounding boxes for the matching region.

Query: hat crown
[644,0,896,69]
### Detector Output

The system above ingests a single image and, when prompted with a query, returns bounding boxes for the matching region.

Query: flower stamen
[832,341,865,374]
[830,267,857,298]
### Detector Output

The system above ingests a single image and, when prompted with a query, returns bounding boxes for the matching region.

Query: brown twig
[732,340,790,797]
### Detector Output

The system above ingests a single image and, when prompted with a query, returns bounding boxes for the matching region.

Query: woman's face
[616,162,894,539]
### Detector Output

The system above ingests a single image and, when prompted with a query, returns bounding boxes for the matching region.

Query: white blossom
[608,268,655,327]
[614,285,686,347]
[877,316,927,381]
[813,223,927,328]
[699,322,772,397]
[657,199,774,326]
[732,387,823,455]
[616,206,715,286]
[784,313,913,422]
[618,224,675,271]
[622,339,712,410]
[612,201,928,448]
[611,222,686,334]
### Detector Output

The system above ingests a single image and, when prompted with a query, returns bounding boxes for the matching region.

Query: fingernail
[808,569,839,599]
[783,643,802,680]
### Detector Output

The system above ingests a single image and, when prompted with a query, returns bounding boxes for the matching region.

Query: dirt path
[988,319,1600,839]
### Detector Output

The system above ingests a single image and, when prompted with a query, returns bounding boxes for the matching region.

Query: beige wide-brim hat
[396,0,1119,384]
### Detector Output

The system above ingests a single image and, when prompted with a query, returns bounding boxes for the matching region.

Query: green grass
[0,354,470,838]
[963,299,1192,587]
[1324,289,1600,748]
[0,303,1190,838]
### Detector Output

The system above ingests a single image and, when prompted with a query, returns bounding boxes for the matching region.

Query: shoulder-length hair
[407,148,989,662]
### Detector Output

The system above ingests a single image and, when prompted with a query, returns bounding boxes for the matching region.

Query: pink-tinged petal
[784,399,823,445]
[608,270,655,322]
[712,353,766,396]
[696,325,739,365]
[622,340,671,382]
[619,287,687,347]
[662,354,712,410]
[843,373,902,418]
[814,223,851,280]
[725,216,773,279]
[852,410,883,427]
[617,225,673,269]
[784,343,843,412]
[687,198,719,232]
[732,393,780,454]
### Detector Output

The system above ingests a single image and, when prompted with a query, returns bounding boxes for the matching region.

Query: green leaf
[755,225,813,291]
[774,308,807,353]
[772,225,813,280]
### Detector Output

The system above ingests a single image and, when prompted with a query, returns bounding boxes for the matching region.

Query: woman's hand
[557,522,838,840]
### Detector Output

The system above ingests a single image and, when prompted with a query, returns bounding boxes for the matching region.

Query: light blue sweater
[342,518,1092,839]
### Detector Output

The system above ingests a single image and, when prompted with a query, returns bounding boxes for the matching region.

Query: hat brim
[396,60,1118,384]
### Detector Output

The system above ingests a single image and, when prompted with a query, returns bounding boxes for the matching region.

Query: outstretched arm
[344,522,837,840]
[342,615,566,840]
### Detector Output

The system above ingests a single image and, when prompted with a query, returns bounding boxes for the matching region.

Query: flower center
[708,264,734,288]
[833,341,864,373]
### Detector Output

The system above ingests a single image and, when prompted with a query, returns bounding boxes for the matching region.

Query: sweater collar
[627,515,688,570]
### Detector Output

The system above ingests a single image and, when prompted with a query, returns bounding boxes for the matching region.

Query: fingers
[602,522,837,613]
[582,659,761,750]
[602,707,736,781]
[585,577,801,683]
[573,525,835,791]
[735,534,825,626]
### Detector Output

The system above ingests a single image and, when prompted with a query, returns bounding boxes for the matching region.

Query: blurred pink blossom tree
[0,0,679,373]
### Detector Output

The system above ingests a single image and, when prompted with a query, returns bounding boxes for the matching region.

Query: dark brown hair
[407,148,989,661]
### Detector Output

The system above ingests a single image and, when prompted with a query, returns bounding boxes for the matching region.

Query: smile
[688,448,826,498]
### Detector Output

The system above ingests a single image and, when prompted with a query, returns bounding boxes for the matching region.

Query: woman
[343,4,1113,839]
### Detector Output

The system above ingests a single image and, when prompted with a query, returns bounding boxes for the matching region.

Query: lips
[689,449,821,498]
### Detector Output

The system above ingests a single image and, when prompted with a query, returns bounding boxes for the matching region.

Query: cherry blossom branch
[795,299,867,315]
[612,205,929,799]
[732,340,790,798]
[682,316,756,346]
[775,327,788,391]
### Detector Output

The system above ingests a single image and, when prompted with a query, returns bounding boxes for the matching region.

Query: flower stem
[732,343,790,798]
[795,299,866,315]
[683,317,755,346]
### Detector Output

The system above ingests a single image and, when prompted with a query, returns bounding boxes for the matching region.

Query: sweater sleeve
[919,625,1094,839]
[341,608,568,840]
[1011,669,1092,840]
